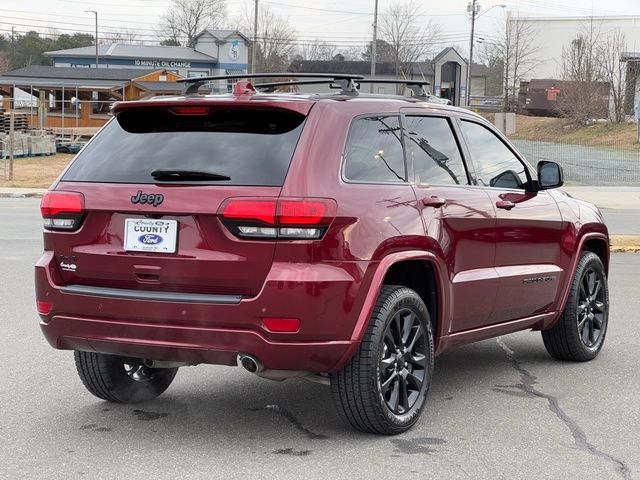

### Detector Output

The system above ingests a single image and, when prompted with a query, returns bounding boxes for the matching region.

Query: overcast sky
[2,0,640,57]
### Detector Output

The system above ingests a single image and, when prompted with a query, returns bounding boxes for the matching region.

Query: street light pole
[370,0,379,93]
[466,0,478,107]
[252,0,258,74]
[85,10,98,68]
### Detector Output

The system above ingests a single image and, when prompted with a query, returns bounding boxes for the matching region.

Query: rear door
[49,103,310,297]
[457,118,564,323]
[402,112,498,332]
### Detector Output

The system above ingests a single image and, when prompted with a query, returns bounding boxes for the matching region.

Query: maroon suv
[35,74,610,435]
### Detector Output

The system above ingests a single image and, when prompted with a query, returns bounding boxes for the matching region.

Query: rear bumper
[36,251,370,372]
[42,314,352,371]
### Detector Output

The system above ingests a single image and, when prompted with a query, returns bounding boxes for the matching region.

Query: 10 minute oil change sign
[124,219,178,253]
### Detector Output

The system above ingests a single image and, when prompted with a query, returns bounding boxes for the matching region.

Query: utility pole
[252,0,258,74]
[85,10,98,68]
[11,26,15,62]
[369,0,379,93]
[466,0,479,107]
[8,113,14,181]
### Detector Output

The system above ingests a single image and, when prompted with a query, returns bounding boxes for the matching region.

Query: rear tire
[330,285,434,435]
[74,351,178,403]
[542,251,609,361]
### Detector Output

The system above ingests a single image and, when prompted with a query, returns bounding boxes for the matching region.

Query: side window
[460,120,530,189]
[404,116,469,185]
[343,116,406,183]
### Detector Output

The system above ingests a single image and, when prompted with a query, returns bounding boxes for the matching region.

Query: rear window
[62,108,306,186]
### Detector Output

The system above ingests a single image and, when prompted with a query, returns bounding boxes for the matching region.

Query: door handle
[422,196,446,208]
[496,200,516,210]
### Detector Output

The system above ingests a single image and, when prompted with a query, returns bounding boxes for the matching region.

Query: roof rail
[254,78,432,98]
[357,79,431,98]
[176,72,364,95]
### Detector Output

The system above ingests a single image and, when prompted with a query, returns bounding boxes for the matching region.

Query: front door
[457,119,564,324]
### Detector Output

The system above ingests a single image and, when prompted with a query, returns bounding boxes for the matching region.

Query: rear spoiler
[111,98,315,117]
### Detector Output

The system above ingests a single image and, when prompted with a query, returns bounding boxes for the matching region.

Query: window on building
[343,116,406,183]
[225,69,247,92]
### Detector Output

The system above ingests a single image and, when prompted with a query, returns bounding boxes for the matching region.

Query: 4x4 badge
[131,190,164,207]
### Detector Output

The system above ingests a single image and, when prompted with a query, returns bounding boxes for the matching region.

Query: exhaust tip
[238,354,263,373]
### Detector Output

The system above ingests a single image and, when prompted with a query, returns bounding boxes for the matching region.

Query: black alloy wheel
[74,351,178,403]
[379,309,428,415]
[331,285,434,434]
[576,266,607,348]
[542,251,609,361]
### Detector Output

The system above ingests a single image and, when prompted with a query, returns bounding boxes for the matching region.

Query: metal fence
[511,139,640,186]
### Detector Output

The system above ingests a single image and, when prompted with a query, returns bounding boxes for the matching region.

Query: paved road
[1,197,638,480]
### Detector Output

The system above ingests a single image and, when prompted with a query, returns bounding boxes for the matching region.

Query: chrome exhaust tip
[237,354,263,373]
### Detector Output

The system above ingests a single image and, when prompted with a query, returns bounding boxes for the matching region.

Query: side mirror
[537,161,564,190]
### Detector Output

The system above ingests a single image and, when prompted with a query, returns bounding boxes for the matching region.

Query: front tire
[74,352,178,403]
[331,285,434,435]
[542,251,609,361]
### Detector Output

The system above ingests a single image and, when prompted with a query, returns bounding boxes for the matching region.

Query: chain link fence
[511,138,640,186]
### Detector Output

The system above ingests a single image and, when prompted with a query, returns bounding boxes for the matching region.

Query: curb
[0,192,45,198]
[610,235,640,252]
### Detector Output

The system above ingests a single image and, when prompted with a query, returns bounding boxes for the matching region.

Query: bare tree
[0,52,10,74]
[599,29,627,123]
[159,0,227,47]
[378,1,442,82]
[480,12,541,111]
[237,4,296,73]
[101,29,141,44]
[297,40,337,61]
[560,22,609,125]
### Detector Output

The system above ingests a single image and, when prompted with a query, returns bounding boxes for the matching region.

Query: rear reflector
[262,317,300,333]
[36,300,53,315]
[40,191,85,231]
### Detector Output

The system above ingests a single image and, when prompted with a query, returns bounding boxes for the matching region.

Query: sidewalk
[0,187,47,198]
[562,186,640,210]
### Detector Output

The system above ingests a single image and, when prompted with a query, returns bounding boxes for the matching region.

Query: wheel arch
[582,236,609,274]
[553,232,609,323]
[331,250,449,371]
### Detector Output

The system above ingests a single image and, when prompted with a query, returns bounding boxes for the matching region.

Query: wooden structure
[0,66,183,130]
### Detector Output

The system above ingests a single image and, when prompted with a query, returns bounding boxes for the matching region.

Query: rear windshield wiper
[150,169,231,181]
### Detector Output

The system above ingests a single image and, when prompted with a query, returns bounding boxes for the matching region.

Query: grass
[0,154,75,188]
[483,114,640,150]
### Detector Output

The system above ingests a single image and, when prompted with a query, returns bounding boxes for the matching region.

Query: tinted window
[460,120,530,189]
[343,116,406,182]
[404,116,468,185]
[62,108,306,186]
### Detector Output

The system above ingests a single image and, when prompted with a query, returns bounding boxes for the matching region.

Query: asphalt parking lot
[1,197,638,480]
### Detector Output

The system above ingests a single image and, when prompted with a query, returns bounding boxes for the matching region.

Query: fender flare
[551,232,609,325]
[331,250,449,371]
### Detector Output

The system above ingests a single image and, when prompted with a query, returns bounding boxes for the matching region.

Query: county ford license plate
[124,219,178,253]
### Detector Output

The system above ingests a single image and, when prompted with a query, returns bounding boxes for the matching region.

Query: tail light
[40,191,85,231]
[220,197,336,240]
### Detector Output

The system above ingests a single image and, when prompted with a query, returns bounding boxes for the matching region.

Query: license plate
[124,219,178,253]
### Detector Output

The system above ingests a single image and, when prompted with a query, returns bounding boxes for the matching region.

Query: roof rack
[254,78,432,98]
[357,79,431,98]
[176,72,364,95]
